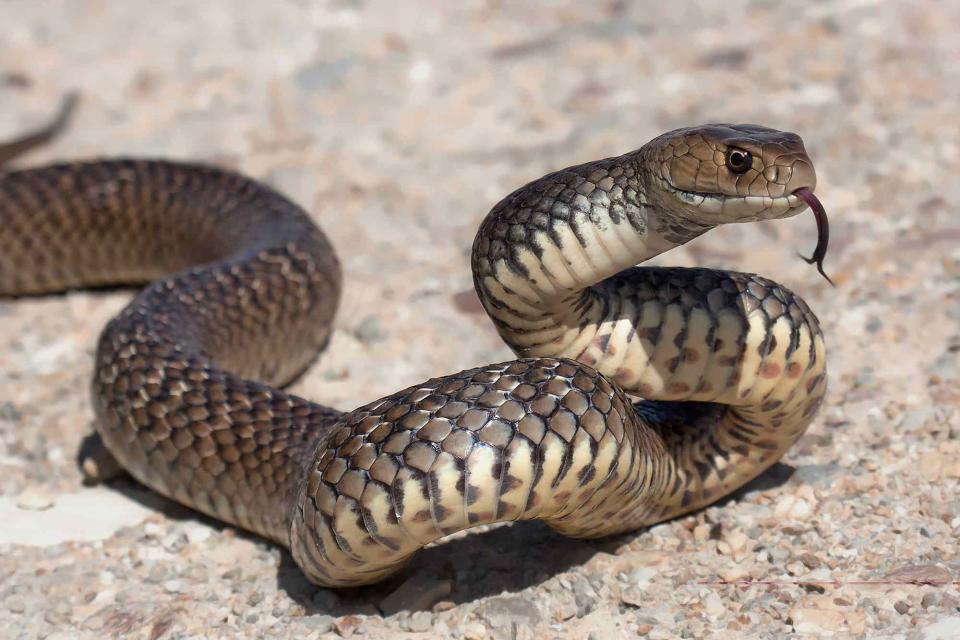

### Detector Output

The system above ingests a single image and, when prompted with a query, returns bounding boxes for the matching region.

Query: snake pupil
[726,148,752,174]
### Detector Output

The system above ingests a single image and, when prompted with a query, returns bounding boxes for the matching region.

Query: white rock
[184,523,213,545]
[703,592,725,617]
[163,579,184,594]
[16,487,56,511]
[774,494,815,520]
[790,607,844,635]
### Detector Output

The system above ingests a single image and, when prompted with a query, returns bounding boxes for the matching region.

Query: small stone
[774,494,815,520]
[352,315,387,344]
[459,621,488,640]
[693,523,711,543]
[296,58,354,93]
[789,607,845,634]
[0,401,22,422]
[894,601,910,614]
[79,434,124,483]
[161,532,187,553]
[885,564,953,586]
[162,579,184,594]
[7,596,26,613]
[334,614,361,637]
[304,614,334,633]
[432,600,455,612]
[556,595,579,620]
[184,523,213,545]
[477,595,542,630]
[406,611,433,633]
[16,487,55,511]
[703,592,725,617]
[720,566,749,583]
[620,567,656,607]
[145,564,170,584]
[572,575,598,617]
[379,574,452,616]
[899,408,935,432]
[796,552,822,569]
[922,593,941,609]
[724,530,748,554]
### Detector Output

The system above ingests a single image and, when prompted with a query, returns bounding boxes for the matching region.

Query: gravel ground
[2,1,959,638]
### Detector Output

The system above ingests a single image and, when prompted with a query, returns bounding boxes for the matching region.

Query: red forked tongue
[794,187,834,286]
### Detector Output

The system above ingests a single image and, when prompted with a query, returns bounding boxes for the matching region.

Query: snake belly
[0,125,826,587]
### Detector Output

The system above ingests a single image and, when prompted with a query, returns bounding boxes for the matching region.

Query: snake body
[0,122,826,587]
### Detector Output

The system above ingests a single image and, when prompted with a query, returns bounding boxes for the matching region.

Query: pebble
[7,596,26,613]
[571,574,599,617]
[477,595,542,630]
[458,621,488,640]
[796,552,823,569]
[333,615,362,637]
[620,568,656,607]
[183,523,213,545]
[774,493,816,520]
[703,592,725,617]
[16,487,55,511]
[162,579,184,594]
[406,611,433,633]
[789,607,845,634]
[303,614,334,633]
[0,401,22,422]
[885,564,954,586]
[352,315,387,344]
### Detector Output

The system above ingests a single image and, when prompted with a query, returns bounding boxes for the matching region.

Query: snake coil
[1,111,827,586]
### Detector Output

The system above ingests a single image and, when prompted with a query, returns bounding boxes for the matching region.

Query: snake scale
[0,104,828,587]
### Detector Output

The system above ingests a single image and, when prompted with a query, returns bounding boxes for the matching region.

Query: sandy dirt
[1,1,958,638]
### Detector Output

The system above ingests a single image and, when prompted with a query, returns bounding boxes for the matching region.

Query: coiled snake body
[1,117,827,587]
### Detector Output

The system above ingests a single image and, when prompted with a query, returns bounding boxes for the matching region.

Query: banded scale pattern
[2,123,827,586]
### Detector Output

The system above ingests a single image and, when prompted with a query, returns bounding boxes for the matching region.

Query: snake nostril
[763,165,783,184]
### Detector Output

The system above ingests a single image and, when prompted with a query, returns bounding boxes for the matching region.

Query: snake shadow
[277,520,626,616]
[278,460,796,617]
[95,471,612,614]
[91,444,793,617]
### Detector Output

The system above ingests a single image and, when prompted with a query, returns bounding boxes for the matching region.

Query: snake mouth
[662,178,806,220]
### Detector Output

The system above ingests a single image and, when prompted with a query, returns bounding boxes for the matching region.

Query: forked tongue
[794,187,834,286]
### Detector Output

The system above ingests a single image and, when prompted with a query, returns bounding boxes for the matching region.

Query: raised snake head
[642,123,831,282]
[644,123,817,224]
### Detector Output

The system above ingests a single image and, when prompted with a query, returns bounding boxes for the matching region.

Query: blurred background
[2,1,958,638]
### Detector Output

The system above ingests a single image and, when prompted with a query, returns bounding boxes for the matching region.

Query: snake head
[646,123,817,224]
[641,124,832,283]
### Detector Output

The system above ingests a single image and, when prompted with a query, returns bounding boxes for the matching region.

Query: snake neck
[473,151,714,383]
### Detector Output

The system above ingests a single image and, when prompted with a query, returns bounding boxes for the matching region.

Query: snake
[0,101,828,587]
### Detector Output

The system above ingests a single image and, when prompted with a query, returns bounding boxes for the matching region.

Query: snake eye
[725,148,752,174]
